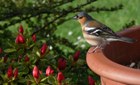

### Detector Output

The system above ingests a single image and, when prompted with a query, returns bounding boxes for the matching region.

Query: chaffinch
[74,12,135,52]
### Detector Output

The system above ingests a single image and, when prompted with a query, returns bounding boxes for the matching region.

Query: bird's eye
[79,17,83,19]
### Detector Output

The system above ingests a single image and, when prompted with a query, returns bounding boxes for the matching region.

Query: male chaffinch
[74,12,135,52]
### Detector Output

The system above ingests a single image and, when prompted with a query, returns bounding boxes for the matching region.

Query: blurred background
[0,0,139,53]
[0,0,139,84]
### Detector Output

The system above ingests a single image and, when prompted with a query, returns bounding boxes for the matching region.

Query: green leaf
[0,30,4,34]
[64,78,72,84]
[36,51,40,57]
[17,78,27,83]
[2,83,9,85]
[28,75,34,82]
[41,77,47,82]
[18,65,29,76]
[77,59,86,66]
[29,43,35,49]
[39,83,50,85]
[4,48,16,53]
[47,76,56,84]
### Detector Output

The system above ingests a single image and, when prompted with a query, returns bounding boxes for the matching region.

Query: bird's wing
[84,27,107,36]
[99,25,118,36]
[84,21,119,37]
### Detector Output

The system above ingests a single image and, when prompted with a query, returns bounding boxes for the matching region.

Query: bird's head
[74,12,93,26]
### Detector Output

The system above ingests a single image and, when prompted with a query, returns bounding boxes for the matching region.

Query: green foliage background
[0,0,139,84]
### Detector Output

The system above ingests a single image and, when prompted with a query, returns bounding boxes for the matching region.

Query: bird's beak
[73,15,78,20]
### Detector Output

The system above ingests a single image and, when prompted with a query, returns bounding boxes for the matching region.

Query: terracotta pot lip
[86,26,140,84]
[117,25,140,35]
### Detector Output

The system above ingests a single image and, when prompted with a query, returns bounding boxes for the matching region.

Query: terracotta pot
[86,26,140,85]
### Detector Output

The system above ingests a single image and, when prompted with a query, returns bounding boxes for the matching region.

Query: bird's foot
[88,46,103,54]
[88,46,98,53]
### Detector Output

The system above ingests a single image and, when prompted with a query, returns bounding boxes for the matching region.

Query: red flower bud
[40,43,47,56]
[18,25,24,34]
[39,70,42,75]
[0,48,2,54]
[46,66,54,76]
[73,50,80,61]
[32,34,36,42]
[14,68,18,78]
[58,58,66,70]
[57,72,65,83]
[2,55,8,63]
[24,55,30,62]
[32,66,39,79]
[88,76,95,85]
[15,34,25,44]
[7,66,13,78]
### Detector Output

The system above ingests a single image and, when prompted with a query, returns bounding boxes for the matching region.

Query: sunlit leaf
[4,48,16,53]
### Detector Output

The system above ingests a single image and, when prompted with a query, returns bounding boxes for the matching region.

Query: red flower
[58,58,66,70]
[88,76,95,85]
[14,68,18,78]
[18,25,24,34]
[73,50,80,61]
[46,66,54,76]
[32,66,40,79]
[15,34,25,44]
[32,34,36,42]
[57,72,65,83]
[7,66,13,78]
[0,48,2,54]
[40,43,47,56]
[24,55,30,62]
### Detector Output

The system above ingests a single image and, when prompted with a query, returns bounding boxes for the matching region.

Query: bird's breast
[82,31,101,46]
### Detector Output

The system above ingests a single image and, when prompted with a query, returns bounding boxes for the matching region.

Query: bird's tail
[107,36,136,43]
[118,36,136,43]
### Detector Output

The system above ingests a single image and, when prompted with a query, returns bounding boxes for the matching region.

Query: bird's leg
[93,46,99,52]
[88,45,104,54]
[88,46,99,53]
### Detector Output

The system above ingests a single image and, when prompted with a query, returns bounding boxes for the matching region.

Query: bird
[74,12,135,52]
